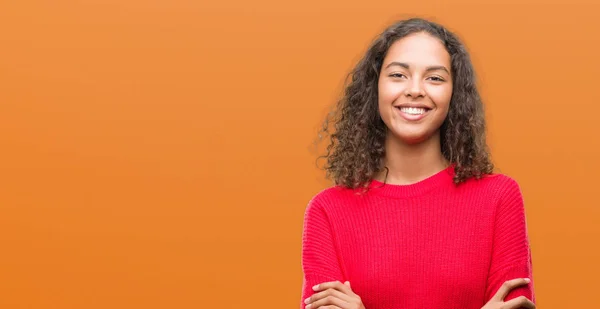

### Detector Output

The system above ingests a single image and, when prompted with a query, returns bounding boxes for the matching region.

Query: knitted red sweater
[300,166,535,309]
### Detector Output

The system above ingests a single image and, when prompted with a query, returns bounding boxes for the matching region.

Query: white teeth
[399,107,426,115]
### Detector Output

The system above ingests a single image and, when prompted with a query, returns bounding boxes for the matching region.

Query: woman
[300,18,535,309]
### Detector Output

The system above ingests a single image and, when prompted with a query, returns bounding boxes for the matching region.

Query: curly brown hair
[316,17,494,190]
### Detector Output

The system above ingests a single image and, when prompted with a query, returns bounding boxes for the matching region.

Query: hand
[482,278,535,309]
[304,280,365,309]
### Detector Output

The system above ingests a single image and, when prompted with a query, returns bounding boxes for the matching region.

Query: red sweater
[300,166,535,309]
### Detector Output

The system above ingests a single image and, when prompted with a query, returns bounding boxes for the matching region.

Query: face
[378,32,453,145]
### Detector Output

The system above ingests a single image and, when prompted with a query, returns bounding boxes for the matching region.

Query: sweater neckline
[368,164,455,198]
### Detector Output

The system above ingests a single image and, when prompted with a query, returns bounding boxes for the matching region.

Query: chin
[391,131,431,145]
[401,136,429,145]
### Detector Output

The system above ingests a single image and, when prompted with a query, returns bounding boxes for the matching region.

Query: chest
[333,198,495,308]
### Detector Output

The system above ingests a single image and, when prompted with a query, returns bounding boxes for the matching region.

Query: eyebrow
[385,62,450,74]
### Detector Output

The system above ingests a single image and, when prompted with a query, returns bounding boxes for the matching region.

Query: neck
[375,131,449,185]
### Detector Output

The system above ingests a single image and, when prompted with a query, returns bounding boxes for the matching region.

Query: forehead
[383,32,450,67]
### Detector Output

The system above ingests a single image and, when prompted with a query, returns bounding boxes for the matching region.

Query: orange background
[1,0,598,308]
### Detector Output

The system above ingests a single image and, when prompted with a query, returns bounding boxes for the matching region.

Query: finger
[314,281,353,295]
[503,296,535,309]
[315,306,342,309]
[343,281,355,294]
[305,288,352,305]
[307,294,348,309]
[492,278,531,301]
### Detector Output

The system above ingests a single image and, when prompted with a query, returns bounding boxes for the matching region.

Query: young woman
[300,18,535,309]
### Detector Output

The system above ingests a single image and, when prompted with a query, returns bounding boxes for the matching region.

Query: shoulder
[306,185,353,208]
[301,186,347,231]
[453,172,524,211]
[461,172,522,197]
[304,184,362,216]
[471,173,526,215]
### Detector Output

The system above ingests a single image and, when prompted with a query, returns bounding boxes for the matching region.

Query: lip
[394,105,431,121]
[394,103,432,109]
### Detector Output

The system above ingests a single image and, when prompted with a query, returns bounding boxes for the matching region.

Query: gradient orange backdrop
[1,0,599,308]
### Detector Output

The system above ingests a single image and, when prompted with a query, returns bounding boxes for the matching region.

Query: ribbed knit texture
[300,166,534,309]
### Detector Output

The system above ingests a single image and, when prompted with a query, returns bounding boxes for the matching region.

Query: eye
[389,73,406,79]
[427,76,445,82]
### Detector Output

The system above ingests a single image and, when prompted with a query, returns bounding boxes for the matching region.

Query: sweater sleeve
[300,195,344,308]
[484,178,535,305]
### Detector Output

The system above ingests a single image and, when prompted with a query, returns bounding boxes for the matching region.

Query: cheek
[378,79,402,104]
[429,86,452,111]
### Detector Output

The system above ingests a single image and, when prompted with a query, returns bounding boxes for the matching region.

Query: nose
[404,79,425,98]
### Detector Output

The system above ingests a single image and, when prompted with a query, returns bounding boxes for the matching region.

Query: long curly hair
[317,17,494,190]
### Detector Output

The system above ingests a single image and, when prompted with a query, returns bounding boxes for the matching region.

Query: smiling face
[378,32,453,145]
